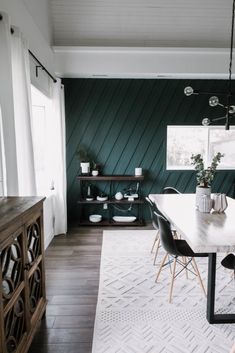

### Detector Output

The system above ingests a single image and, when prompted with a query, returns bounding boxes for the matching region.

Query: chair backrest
[145,197,158,229]
[162,187,181,194]
[153,211,178,256]
[221,253,235,270]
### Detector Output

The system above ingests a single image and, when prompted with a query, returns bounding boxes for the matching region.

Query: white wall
[54,46,233,79]
[1,1,233,79]
[22,0,52,45]
[1,0,54,74]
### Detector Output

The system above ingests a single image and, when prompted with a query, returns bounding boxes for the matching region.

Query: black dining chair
[221,254,235,276]
[162,186,181,194]
[145,197,172,264]
[145,197,160,259]
[162,186,190,271]
[154,211,208,303]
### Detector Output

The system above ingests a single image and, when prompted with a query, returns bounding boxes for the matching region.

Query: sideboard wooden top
[0,196,45,235]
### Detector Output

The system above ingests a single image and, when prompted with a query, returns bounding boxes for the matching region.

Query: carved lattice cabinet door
[0,197,46,353]
[26,210,46,329]
[0,227,27,353]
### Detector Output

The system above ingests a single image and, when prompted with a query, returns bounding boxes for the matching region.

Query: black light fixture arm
[184,88,233,97]
[228,0,235,94]
[184,0,235,130]
[225,0,235,129]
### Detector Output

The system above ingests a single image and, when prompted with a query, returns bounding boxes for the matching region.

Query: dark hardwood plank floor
[28,224,151,353]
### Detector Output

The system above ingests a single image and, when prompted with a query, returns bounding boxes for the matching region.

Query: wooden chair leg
[229,342,235,353]
[153,238,160,265]
[167,254,172,274]
[182,257,188,279]
[192,258,206,296]
[151,231,159,253]
[155,253,169,282]
[169,257,177,303]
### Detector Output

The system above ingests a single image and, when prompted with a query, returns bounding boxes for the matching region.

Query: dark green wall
[63,78,235,223]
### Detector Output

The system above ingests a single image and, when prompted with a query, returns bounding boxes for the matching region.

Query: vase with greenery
[76,145,91,175]
[191,152,224,208]
[191,152,224,187]
[91,161,102,176]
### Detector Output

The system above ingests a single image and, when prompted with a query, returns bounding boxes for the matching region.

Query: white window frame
[166,125,235,170]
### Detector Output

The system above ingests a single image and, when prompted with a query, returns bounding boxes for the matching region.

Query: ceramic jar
[115,192,123,200]
[92,170,99,176]
[212,193,228,213]
[135,168,142,176]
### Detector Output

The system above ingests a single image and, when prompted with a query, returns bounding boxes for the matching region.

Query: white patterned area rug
[92,230,235,353]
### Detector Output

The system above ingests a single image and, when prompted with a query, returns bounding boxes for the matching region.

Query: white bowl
[112,216,136,223]
[89,214,102,223]
[97,196,108,201]
[86,197,94,201]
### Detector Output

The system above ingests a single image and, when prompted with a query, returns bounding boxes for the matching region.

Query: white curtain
[0,106,6,196]
[0,12,67,238]
[50,80,67,235]
[11,26,36,195]
[0,12,18,195]
[30,81,67,237]
[0,12,36,196]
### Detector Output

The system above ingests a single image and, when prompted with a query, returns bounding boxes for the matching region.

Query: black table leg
[207,253,216,323]
[207,253,235,324]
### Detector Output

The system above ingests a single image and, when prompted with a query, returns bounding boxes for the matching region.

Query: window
[31,85,53,195]
[167,126,235,170]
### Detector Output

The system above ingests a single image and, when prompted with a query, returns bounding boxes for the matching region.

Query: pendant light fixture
[184,0,235,130]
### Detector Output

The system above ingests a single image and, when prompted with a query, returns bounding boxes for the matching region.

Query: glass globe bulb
[202,118,211,126]
[209,96,219,107]
[184,86,194,96]
[229,105,235,114]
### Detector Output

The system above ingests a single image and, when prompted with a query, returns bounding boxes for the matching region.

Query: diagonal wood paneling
[63,78,235,223]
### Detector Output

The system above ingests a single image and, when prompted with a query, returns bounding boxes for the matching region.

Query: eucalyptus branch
[191,152,224,187]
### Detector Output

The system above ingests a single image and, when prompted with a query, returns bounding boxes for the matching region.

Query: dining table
[149,193,235,324]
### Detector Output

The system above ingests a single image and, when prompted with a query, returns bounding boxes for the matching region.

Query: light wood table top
[149,193,235,253]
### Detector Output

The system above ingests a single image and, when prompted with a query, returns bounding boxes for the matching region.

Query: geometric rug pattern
[92,230,235,353]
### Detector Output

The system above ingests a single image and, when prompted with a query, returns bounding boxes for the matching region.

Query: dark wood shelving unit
[77,175,144,181]
[77,198,144,204]
[77,175,145,226]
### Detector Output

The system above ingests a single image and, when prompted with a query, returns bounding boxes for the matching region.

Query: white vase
[196,185,211,209]
[198,195,213,213]
[80,162,90,174]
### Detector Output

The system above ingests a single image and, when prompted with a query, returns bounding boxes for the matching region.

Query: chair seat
[221,253,235,270]
[175,239,208,258]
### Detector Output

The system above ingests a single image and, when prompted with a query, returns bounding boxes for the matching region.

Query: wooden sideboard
[0,197,46,353]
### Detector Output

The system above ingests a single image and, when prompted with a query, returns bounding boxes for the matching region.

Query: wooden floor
[29,224,151,353]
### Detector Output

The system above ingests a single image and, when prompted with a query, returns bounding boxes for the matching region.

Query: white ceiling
[49,0,233,48]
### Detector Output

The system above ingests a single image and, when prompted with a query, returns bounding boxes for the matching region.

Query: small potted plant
[191,152,224,208]
[76,145,91,175]
[91,161,99,176]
